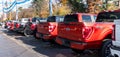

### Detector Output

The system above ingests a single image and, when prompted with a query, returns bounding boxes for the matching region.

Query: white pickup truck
[110,20,120,57]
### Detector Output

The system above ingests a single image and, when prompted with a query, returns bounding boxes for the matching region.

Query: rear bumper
[14,26,24,32]
[36,32,44,39]
[15,28,24,32]
[55,37,101,50]
[43,35,56,40]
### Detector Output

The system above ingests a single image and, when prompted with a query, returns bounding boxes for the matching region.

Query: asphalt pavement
[0,28,99,57]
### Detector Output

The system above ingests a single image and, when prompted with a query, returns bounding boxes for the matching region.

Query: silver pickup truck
[110,20,120,57]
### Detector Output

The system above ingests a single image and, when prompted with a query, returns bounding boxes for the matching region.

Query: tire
[100,39,112,57]
[72,48,84,54]
[24,28,32,37]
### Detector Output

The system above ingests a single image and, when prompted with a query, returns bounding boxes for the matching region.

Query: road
[0,28,99,57]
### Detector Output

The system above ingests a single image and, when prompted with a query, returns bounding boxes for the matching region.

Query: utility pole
[16,0,18,20]
[9,0,12,20]
[49,0,52,16]
[5,0,7,20]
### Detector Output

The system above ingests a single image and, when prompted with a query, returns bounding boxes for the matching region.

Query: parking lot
[0,28,99,57]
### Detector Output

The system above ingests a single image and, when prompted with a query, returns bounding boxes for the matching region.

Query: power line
[0,0,30,13]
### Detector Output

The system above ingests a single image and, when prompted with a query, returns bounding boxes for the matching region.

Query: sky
[0,0,33,16]
[0,0,59,17]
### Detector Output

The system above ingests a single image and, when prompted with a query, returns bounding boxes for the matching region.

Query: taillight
[82,26,93,39]
[112,25,115,41]
[49,25,56,32]
[31,24,36,30]
[11,23,14,27]
[16,23,19,28]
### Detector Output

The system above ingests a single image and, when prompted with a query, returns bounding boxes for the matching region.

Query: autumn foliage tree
[32,0,72,17]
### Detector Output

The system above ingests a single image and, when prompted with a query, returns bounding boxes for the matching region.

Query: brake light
[16,23,20,28]
[49,25,56,32]
[11,22,14,27]
[112,25,115,41]
[31,24,36,30]
[82,26,93,39]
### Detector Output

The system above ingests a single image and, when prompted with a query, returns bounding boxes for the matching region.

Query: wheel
[24,28,32,37]
[100,39,112,57]
[72,48,84,54]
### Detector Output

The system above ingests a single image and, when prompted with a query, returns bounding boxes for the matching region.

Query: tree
[32,0,45,17]
[67,0,86,13]
[18,7,23,12]
[18,8,34,18]
[31,0,71,17]
[53,0,71,16]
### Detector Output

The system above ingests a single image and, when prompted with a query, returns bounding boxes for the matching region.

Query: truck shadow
[15,36,74,57]
[2,29,99,57]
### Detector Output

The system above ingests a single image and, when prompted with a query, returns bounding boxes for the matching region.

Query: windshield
[96,12,120,22]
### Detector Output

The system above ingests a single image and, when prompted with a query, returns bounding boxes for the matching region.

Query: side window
[94,16,97,20]
[56,16,64,22]
[82,15,91,22]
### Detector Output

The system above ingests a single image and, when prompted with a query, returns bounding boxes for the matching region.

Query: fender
[97,29,113,41]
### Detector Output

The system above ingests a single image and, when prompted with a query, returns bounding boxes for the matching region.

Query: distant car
[14,18,29,32]
[4,21,11,28]
[8,20,19,31]
[23,17,42,37]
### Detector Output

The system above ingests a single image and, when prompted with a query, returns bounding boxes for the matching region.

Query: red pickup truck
[55,11,120,57]
[23,17,41,37]
[35,16,64,43]
[8,20,19,31]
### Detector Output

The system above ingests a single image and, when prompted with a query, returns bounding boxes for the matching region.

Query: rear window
[96,12,120,22]
[64,14,78,22]
[47,16,56,22]
[82,15,91,22]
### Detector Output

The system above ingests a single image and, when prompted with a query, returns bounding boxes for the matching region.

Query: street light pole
[2,0,4,21]
[49,0,52,16]
[16,0,18,21]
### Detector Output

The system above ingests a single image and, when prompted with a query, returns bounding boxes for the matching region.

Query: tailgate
[58,22,84,42]
[37,22,57,35]
[37,22,49,34]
